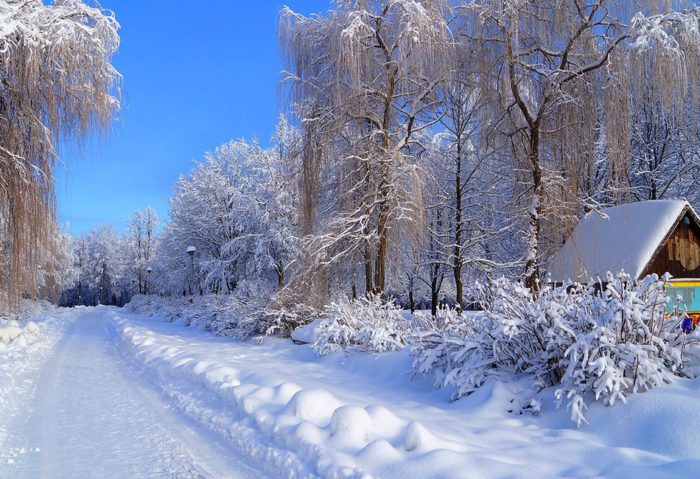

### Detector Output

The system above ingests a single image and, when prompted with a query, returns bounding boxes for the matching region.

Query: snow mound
[110,312,468,478]
[0,320,42,346]
[285,388,344,426]
[330,406,371,444]
[0,326,22,345]
[403,421,439,452]
[291,319,322,344]
[23,321,39,336]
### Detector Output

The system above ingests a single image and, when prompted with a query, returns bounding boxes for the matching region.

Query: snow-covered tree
[280,0,451,297]
[458,0,700,289]
[0,0,120,312]
[125,207,158,294]
[150,117,300,299]
[63,225,127,306]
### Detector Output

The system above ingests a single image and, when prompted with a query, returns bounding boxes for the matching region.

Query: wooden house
[548,200,700,283]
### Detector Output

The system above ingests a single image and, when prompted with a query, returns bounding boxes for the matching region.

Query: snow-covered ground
[0,307,265,479]
[0,302,73,468]
[108,308,700,478]
[3,305,700,478]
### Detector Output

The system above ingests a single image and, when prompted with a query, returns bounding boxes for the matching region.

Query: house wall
[644,218,700,279]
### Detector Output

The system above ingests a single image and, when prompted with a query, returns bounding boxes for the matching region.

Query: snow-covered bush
[411,273,695,425]
[204,281,272,338]
[556,273,690,425]
[313,295,408,356]
[206,281,319,339]
[256,299,322,338]
[126,294,215,330]
[409,308,490,398]
[128,285,322,340]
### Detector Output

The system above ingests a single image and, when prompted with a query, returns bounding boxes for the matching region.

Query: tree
[150,119,300,298]
[225,117,300,290]
[62,224,126,307]
[0,0,120,312]
[280,0,451,295]
[460,0,700,289]
[125,207,158,294]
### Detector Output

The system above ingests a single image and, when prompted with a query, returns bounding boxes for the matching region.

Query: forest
[28,0,700,316]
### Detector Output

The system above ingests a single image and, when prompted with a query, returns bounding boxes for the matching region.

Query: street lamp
[186,246,196,296]
[145,266,153,295]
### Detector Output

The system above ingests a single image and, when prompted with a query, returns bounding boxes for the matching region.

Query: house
[547,200,700,283]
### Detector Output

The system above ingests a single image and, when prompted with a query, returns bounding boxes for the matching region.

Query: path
[0,308,265,479]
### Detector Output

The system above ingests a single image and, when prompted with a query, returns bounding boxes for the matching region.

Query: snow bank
[110,312,463,478]
[291,319,322,344]
[109,309,700,479]
[0,300,55,350]
[0,302,75,465]
[0,325,23,346]
[0,321,41,349]
[125,294,217,331]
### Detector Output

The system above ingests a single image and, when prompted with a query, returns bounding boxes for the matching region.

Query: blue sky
[57,1,329,235]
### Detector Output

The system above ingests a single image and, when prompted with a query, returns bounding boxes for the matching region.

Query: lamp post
[186,246,196,296]
[145,266,152,294]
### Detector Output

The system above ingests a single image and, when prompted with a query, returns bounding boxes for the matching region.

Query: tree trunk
[276,263,285,289]
[454,135,464,309]
[431,277,439,317]
[373,63,397,294]
[524,128,543,292]
[364,239,373,295]
[374,200,389,293]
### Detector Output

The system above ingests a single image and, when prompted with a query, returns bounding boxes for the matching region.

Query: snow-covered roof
[547,200,698,282]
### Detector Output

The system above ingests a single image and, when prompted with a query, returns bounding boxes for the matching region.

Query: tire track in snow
[1,307,265,479]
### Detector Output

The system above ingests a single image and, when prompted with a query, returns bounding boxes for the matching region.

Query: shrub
[410,273,696,426]
[556,273,689,425]
[313,294,408,356]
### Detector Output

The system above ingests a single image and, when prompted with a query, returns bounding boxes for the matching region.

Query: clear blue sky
[57,1,328,235]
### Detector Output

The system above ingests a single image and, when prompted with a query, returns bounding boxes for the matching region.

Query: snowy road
[0,308,265,479]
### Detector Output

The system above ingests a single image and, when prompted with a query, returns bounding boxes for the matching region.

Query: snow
[548,200,695,282]
[0,307,265,478]
[0,325,23,345]
[3,304,700,478]
[291,319,323,344]
[0,304,75,468]
[108,307,700,478]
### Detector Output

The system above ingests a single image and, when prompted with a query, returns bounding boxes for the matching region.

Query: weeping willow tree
[280,0,451,298]
[0,0,120,312]
[460,0,700,289]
